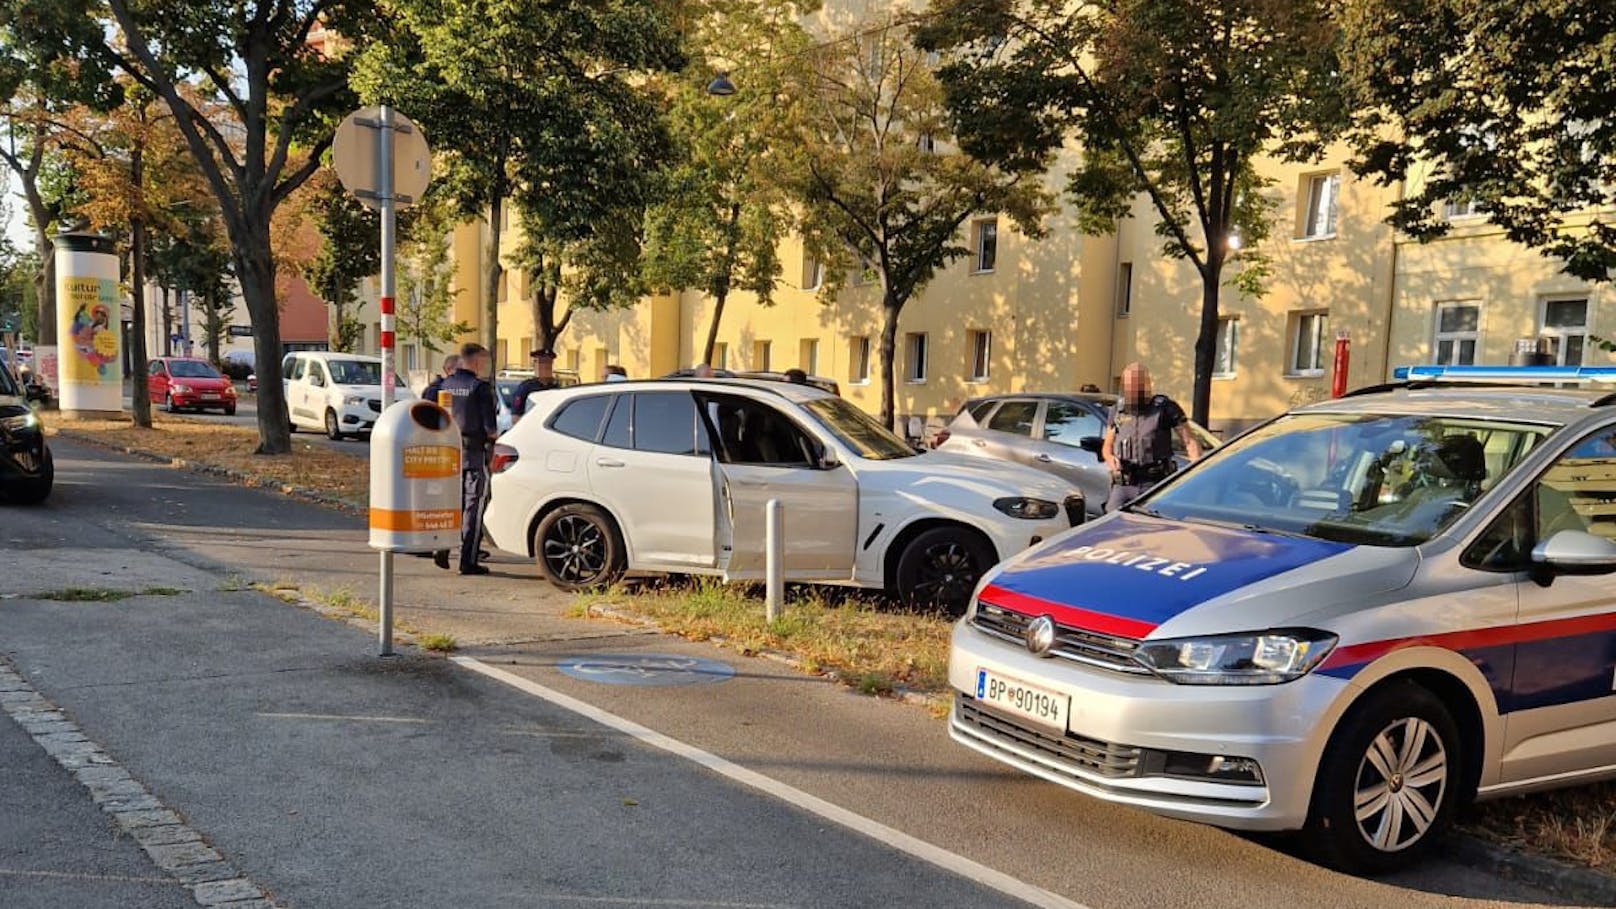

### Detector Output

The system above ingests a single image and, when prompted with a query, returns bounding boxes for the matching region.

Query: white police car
[951,365,1616,872]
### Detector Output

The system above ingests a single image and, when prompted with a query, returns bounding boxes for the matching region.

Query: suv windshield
[328,360,382,385]
[1138,413,1549,546]
[169,360,221,379]
[802,397,916,460]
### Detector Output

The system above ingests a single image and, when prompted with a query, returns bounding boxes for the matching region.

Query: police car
[951,365,1616,873]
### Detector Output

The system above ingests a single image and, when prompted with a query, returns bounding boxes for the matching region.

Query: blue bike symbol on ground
[556,653,736,687]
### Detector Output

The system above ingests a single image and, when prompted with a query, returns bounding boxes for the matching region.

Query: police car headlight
[993,497,1060,520]
[1135,630,1337,685]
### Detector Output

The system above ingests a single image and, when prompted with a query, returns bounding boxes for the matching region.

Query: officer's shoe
[459,564,491,576]
[433,551,450,571]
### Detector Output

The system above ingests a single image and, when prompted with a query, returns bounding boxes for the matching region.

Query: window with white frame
[711,342,728,370]
[972,218,998,273]
[1541,297,1590,366]
[849,336,870,384]
[905,332,928,383]
[799,338,819,375]
[1300,172,1340,239]
[1287,311,1329,375]
[1116,262,1133,317]
[753,339,772,372]
[1214,317,1239,378]
[967,330,991,382]
[1444,198,1483,220]
[1433,302,1481,365]
[801,254,824,291]
[918,133,936,154]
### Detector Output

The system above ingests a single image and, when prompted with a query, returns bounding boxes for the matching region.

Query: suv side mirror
[1531,530,1616,575]
[817,447,841,470]
[1079,435,1103,453]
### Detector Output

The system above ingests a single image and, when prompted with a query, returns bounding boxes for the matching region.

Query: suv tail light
[490,444,520,474]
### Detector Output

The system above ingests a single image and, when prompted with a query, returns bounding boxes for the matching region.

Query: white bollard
[765,498,784,623]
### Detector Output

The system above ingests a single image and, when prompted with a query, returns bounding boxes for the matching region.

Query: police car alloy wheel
[1306,682,1461,874]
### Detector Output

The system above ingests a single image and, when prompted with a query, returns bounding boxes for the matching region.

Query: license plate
[202,393,219,399]
[975,668,1070,733]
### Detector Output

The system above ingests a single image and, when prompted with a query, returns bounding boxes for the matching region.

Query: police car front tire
[1305,681,1462,875]
[534,503,625,591]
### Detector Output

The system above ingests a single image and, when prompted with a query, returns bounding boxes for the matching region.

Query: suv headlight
[993,497,1060,520]
[0,411,39,432]
[343,394,364,406]
[1135,630,1337,685]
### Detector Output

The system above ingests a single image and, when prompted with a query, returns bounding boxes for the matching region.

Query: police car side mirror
[1078,435,1103,454]
[1531,530,1616,575]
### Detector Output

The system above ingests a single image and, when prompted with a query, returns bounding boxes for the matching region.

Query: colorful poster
[62,277,120,384]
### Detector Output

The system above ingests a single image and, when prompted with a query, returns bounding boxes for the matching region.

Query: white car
[485,380,1085,610]
[281,351,412,440]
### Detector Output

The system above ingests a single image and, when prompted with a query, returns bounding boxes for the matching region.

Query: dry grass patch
[579,579,953,695]
[50,414,367,505]
[1466,784,1616,874]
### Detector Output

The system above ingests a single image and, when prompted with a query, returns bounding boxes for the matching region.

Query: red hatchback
[148,358,238,415]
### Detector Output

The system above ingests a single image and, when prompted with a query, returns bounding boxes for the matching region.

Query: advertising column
[54,233,123,417]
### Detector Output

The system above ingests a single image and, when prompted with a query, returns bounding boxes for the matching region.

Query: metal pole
[378,105,397,657]
[765,498,784,623]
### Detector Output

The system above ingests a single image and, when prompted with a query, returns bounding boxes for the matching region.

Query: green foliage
[778,16,1052,425]
[1342,1,1616,282]
[918,0,1345,424]
[397,193,470,354]
[303,183,381,353]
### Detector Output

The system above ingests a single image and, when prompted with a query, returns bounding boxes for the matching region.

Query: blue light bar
[1393,364,1616,383]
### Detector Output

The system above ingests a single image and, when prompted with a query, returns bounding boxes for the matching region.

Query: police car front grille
[956,697,1142,778]
[972,602,1151,675]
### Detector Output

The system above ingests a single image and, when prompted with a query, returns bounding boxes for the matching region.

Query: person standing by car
[1101,362,1202,512]
[423,354,459,403]
[511,348,560,420]
[433,343,499,576]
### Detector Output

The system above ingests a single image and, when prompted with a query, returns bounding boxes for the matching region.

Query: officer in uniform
[422,353,459,402]
[1102,362,1202,512]
[510,348,560,420]
[434,343,499,575]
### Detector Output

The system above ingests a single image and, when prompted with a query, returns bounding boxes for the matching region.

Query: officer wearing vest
[433,343,500,575]
[1102,362,1202,513]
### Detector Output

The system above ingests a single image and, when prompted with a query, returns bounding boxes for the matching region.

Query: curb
[54,429,365,517]
[1447,832,1616,905]
[581,602,949,712]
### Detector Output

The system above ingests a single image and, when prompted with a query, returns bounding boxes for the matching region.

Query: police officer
[433,343,500,575]
[422,353,459,402]
[510,348,560,421]
[1102,362,1202,512]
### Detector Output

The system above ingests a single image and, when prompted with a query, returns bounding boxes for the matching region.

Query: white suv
[282,352,412,440]
[484,379,1083,611]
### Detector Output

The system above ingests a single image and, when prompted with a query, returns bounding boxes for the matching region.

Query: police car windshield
[803,398,917,460]
[1137,413,1549,546]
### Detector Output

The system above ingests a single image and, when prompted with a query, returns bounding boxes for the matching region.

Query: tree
[10,0,385,453]
[396,194,468,357]
[779,17,1052,427]
[918,0,1345,426]
[353,0,684,356]
[641,1,809,366]
[1341,1,1616,282]
[301,179,380,353]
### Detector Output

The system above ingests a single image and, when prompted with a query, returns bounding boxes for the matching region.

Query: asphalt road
[135,390,372,457]
[0,439,1595,909]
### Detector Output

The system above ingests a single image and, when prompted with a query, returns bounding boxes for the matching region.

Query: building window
[497,271,509,303]
[918,133,936,154]
[801,254,824,291]
[967,330,991,382]
[566,349,581,371]
[850,336,871,384]
[403,344,418,371]
[972,218,998,273]
[1444,198,1483,220]
[1115,262,1133,318]
[1434,302,1481,366]
[1300,172,1340,239]
[753,339,772,372]
[799,338,819,375]
[1541,297,1590,366]
[1214,317,1239,378]
[711,342,728,370]
[905,332,928,383]
[1287,311,1329,376]
[497,340,509,370]
[517,337,531,363]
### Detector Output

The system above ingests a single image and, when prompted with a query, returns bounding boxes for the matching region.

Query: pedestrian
[604,364,628,382]
[423,354,459,403]
[433,343,500,576]
[783,368,809,385]
[1101,362,1202,513]
[511,348,559,421]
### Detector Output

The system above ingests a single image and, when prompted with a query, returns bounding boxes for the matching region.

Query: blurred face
[1122,366,1152,405]
[534,356,555,379]
[466,352,490,377]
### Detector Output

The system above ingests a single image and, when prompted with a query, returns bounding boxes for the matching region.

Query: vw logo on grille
[1025,615,1057,657]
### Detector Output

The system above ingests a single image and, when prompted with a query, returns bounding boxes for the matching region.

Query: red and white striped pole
[378,105,396,411]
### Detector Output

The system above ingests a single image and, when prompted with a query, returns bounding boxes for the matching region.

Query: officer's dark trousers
[459,464,489,572]
[1105,483,1149,514]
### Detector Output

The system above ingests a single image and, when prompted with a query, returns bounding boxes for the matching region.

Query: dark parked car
[0,361,52,504]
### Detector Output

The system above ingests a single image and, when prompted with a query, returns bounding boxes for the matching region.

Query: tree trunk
[483,194,504,357]
[703,202,742,367]
[878,294,900,430]
[128,177,152,428]
[702,289,728,367]
[234,235,292,454]
[204,289,223,364]
[33,225,55,347]
[1190,262,1223,428]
